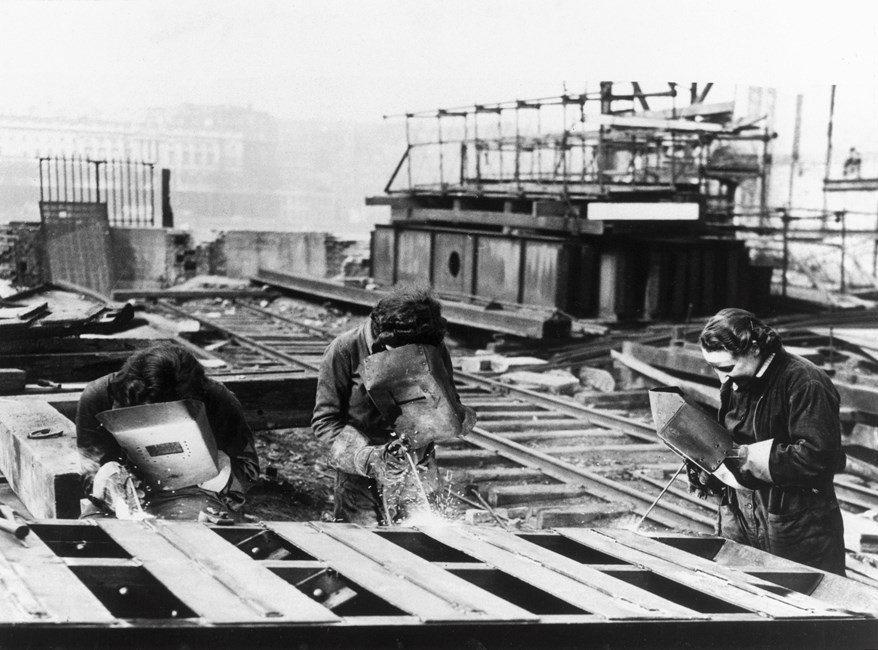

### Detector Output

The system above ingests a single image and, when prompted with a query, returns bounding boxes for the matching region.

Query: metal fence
[38,155,155,227]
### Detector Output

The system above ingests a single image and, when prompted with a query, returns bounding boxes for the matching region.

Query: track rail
[145,298,878,539]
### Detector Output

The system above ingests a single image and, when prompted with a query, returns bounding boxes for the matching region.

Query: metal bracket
[27,428,64,439]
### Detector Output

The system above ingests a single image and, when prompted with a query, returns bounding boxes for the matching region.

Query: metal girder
[253,269,570,339]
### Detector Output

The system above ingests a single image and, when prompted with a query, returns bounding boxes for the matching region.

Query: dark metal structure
[368,82,775,324]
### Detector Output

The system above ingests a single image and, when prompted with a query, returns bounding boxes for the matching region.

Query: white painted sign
[587,202,700,221]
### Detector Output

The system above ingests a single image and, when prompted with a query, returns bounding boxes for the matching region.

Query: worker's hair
[370,285,447,350]
[109,342,207,407]
[699,308,781,356]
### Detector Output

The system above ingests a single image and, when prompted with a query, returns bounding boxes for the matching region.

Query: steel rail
[457,370,657,443]
[156,300,321,372]
[463,425,713,533]
[155,297,709,530]
[235,302,336,341]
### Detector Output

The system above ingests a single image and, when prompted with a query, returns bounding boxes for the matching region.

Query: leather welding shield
[363,343,467,448]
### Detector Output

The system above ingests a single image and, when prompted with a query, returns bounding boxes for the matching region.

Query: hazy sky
[1,0,872,123]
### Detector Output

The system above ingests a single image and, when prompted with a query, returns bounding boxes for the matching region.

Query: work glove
[364,439,411,486]
[460,405,477,437]
[686,460,724,499]
[90,461,150,519]
[722,443,769,489]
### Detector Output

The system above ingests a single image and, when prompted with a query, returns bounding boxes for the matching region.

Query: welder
[311,286,475,524]
[693,308,846,575]
[76,342,260,520]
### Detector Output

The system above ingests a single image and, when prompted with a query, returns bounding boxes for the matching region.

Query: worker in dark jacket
[311,287,475,525]
[76,342,260,520]
[695,308,846,575]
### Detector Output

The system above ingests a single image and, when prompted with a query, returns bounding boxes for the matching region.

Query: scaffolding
[383,82,771,221]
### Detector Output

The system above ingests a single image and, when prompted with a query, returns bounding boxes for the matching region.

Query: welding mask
[96,400,220,491]
[648,386,732,473]
[363,343,467,448]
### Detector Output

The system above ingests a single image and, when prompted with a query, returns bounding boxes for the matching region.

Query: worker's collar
[733,351,776,392]
[364,320,375,351]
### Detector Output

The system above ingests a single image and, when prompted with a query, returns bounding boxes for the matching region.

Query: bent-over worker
[76,342,260,520]
[311,286,475,525]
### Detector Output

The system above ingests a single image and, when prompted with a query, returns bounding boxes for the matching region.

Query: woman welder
[76,342,260,520]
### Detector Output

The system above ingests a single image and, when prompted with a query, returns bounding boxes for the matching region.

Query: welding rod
[634,461,686,531]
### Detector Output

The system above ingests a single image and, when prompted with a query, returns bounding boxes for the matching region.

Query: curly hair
[699,308,781,356]
[369,285,447,350]
[109,342,207,407]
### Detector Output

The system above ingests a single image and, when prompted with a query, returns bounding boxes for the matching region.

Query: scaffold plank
[456,526,705,619]
[0,523,114,624]
[98,519,338,624]
[417,524,679,619]
[310,522,537,622]
[558,528,857,619]
[270,521,532,622]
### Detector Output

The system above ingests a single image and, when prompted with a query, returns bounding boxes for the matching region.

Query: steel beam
[253,269,570,339]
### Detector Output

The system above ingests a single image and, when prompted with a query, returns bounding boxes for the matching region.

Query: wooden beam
[0,399,83,518]
[12,371,318,430]
[0,351,135,383]
[0,336,166,356]
[112,289,273,301]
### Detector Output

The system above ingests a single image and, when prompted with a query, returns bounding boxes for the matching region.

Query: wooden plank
[312,522,537,622]
[417,524,682,619]
[112,289,273,301]
[486,484,593,507]
[557,528,854,619]
[0,337,167,356]
[436,449,506,467]
[448,467,546,483]
[98,519,338,624]
[0,351,133,383]
[0,399,82,518]
[0,522,114,623]
[461,526,704,619]
[269,522,521,622]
